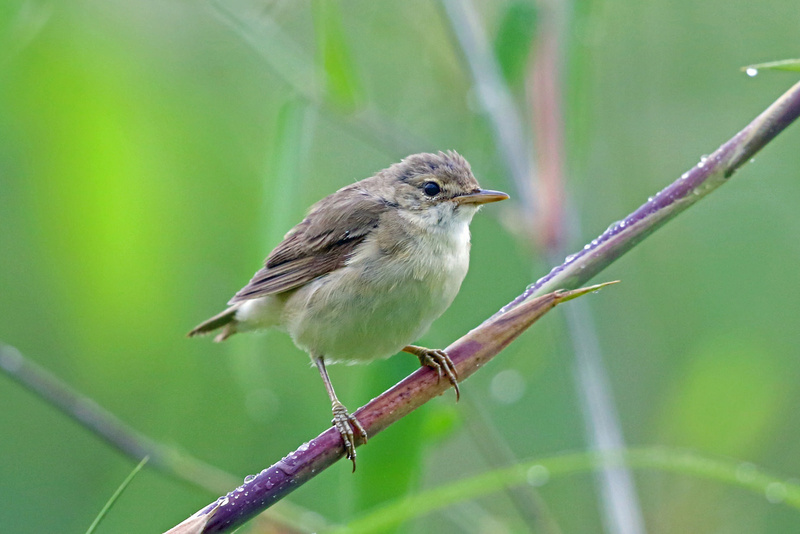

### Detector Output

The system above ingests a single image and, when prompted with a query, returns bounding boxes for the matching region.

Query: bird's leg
[402,345,460,401]
[314,356,367,471]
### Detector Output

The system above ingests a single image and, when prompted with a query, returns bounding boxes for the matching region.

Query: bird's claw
[331,401,367,471]
[416,348,460,401]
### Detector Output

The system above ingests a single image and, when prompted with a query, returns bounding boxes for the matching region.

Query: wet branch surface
[168,79,800,533]
[167,284,613,533]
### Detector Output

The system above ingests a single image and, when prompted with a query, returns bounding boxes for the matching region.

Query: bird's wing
[228,184,387,303]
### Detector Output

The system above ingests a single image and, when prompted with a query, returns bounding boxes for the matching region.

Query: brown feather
[187,306,238,337]
[228,183,389,304]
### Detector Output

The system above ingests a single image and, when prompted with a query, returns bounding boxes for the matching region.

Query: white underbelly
[287,239,469,364]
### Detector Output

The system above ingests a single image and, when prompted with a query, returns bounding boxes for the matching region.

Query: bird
[188,151,509,469]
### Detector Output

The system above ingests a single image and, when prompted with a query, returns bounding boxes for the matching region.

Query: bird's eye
[422,181,441,197]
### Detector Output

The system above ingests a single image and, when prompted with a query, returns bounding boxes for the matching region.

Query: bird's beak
[453,189,510,205]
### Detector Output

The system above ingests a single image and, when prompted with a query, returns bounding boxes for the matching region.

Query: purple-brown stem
[499,78,800,311]
[166,285,611,533]
[169,77,800,534]
[527,8,646,534]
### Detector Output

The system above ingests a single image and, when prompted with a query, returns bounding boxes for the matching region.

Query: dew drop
[244,474,256,483]
[527,465,550,487]
[489,369,526,405]
[766,482,787,503]
[746,67,758,77]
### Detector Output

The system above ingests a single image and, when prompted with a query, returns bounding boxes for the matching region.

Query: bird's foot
[412,347,460,401]
[331,401,367,472]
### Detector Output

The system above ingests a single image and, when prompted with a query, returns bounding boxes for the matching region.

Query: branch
[441,3,561,531]
[0,344,320,534]
[526,9,646,534]
[498,78,800,310]
[169,78,800,533]
[166,283,616,533]
[0,344,236,493]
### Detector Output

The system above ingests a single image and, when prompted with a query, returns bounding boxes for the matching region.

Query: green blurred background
[2,0,800,532]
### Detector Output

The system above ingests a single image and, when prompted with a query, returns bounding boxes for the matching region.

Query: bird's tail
[187,306,239,342]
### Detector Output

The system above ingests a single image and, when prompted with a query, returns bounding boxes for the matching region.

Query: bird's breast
[286,222,472,364]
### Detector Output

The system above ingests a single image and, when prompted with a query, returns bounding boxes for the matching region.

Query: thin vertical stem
[527,2,646,532]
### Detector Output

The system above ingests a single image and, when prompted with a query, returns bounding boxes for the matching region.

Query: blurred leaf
[493,1,538,85]
[742,59,800,74]
[355,408,424,519]
[312,0,364,112]
[329,448,800,533]
[264,98,313,246]
[353,357,426,516]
